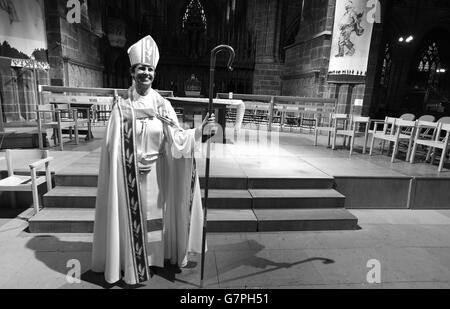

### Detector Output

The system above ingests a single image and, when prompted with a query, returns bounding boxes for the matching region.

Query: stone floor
[2,124,449,177]
[1,126,450,289]
[0,208,450,289]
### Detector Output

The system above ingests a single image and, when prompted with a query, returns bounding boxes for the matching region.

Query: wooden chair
[415,115,436,140]
[400,113,416,121]
[409,121,441,165]
[335,116,370,155]
[418,115,436,122]
[280,104,300,132]
[155,89,174,98]
[298,106,318,133]
[271,104,284,131]
[314,114,349,149]
[242,102,259,128]
[401,115,433,137]
[366,118,386,149]
[398,113,416,136]
[36,103,80,151]
[253,104,271,130]
[410,122,450,172]
[299,105,336,134]
[369,117,417,163]
[0,149,53,214]
[438,116,450,124]
[225,106,238,125]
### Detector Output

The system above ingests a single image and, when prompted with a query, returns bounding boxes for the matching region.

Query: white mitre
[128,35,160,68]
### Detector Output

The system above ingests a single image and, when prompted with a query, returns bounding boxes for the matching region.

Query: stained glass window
[380,43,392,86]
[418,42,441,73]
[417,42,443,87]
[182,0,207,31]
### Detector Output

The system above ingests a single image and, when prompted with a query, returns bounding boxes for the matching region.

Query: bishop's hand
[195,113,216,140]
[202,113,216,128]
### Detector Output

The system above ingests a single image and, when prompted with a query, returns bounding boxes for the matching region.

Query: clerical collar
[133,88,153,100]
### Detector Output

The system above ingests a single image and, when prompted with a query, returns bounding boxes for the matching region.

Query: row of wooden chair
[370,115,450,170]
[314,114,370,156]
[36,86,176,151]
[410,120,450,172]
[313,113,450,172]
[225,101,335,132]
[36,103,90,151]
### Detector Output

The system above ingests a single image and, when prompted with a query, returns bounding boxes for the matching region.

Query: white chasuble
[92,88,204,285]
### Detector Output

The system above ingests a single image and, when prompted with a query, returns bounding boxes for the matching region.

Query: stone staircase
[29,172,358,233]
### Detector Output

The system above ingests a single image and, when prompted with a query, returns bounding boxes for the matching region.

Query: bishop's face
[132,64,155,90]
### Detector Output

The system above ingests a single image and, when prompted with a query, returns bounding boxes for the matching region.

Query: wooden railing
[39,86,174,122]
[38,87,337,133]
[216,93,337,131]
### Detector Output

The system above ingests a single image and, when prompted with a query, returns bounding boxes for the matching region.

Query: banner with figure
[0,0,48,62]
[328,0,377,81]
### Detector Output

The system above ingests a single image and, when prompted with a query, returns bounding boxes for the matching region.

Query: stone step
[43,187,253,209]
[43,187,97,208]
[249,189,345,209]
[253,209,359,232]
[247,177,335,190]
[28,208,162,234]
[206,209,258,233]
[55,174,99,187]
[202,190,252,209]
[44,187,345,210]
[199,177,249,190]
[55,174,335,190]
[28,208,258,233]
[28,208,358,233]
[55,174,250,189]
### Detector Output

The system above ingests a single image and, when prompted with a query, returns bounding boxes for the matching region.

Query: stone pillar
[44,0,104,87]
[363,0,392,117]
[249,0,283,95]
[45,0,66,86]
[281,0,335,98]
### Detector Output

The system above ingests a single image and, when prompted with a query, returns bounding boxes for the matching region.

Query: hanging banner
[328,0,378,83]
[0,0,48,63]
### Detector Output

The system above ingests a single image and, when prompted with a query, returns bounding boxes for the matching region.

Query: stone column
[249,0,283,95]
[281,0,335,98]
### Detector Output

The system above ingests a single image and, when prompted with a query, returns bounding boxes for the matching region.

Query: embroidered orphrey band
[118,101,150,283]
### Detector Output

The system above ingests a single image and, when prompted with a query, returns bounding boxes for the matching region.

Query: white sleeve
[163,100,200,158]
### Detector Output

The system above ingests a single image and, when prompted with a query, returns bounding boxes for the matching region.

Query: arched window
[418,42,441,72]
[417,42,442,87]
[181,0,208,60]
[380,43,392,86]
[182,0,207,31]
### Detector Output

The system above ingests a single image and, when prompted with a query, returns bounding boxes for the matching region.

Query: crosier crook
[201,45,235,288]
